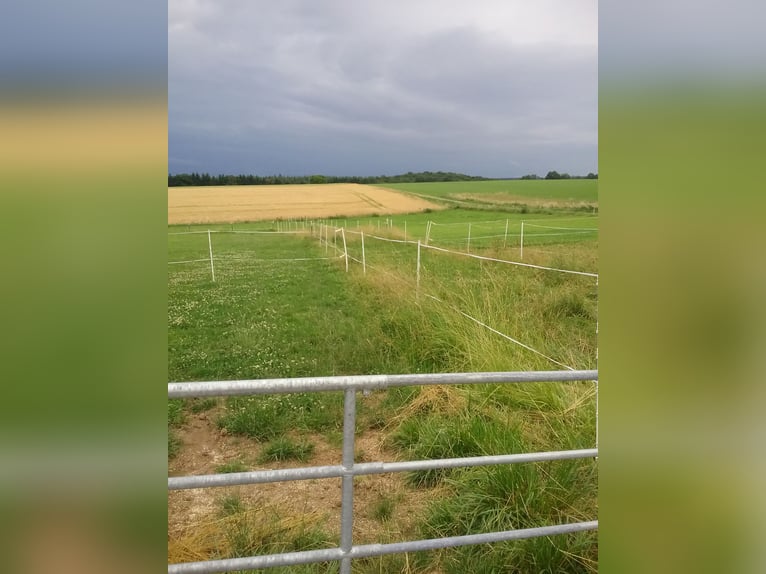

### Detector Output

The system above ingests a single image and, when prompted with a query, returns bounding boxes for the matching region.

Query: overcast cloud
[169,0,598,177]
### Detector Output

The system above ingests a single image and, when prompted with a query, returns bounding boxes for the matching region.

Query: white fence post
[416,240,421,297]
[361,232,366,275]
[207,230,216,282]
[467,223,472,253]
[424,221,432,246]
[341,228,349,272]
[503,218,509,249]
[520,221,525,259]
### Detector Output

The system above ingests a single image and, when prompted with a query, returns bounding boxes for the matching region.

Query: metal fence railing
[168,370,599,574]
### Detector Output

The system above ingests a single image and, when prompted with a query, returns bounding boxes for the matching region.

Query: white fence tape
[168,229,305,235]
[523,224,598,232]
[168,259,210,265]
[214,255,343,262]
[421,244,598,278]
[344,229,417,245]
[522,216,598,224]
[424,294,575,371]
[343,239,581,370]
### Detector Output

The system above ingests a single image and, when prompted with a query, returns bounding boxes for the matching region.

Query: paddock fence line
[168,369,598,574]
[318,230,595,371]
[168,228,346,281]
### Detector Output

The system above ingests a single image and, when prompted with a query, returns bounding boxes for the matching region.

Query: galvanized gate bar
[168,448,598,490]
[349,520,599,558]
[353,448,598,475]
[167,547,344,574]
[339,388,356,574]
[167,521,599,574]
[168,369,597,398]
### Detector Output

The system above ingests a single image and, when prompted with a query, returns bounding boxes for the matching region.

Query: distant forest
[168,171,488,186]
[168,171,596,186]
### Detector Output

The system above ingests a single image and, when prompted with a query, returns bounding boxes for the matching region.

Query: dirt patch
[169,406,439,562]
[168,184,443,224]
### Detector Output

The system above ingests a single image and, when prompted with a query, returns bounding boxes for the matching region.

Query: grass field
[168,207,598,572]
[174,209,599,260]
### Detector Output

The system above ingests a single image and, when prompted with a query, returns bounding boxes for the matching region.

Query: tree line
[169,170,597,186]
[521,171,598,180]
[168,171,490,187]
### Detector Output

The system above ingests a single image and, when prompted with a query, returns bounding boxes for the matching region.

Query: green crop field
[168,209,598,573]
[379,179,598,205]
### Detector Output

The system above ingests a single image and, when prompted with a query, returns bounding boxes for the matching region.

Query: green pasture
[168,216,598,572]
[169,208,598,256]
[317,210,598,255]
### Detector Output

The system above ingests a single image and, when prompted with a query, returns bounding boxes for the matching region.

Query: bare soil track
[168,183,442,224]
[168,405,437,564]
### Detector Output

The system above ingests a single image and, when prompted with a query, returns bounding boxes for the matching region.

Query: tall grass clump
[218,393,344,440]
[223,514,337,573]
[391,413,525,487]
[170,497,337,572]
[422,460,597,573]
[258,437,315,463]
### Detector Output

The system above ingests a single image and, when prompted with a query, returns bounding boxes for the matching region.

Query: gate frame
[168,370,598,574]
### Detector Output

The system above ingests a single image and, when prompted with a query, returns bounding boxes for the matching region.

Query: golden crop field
[167,183,442,224]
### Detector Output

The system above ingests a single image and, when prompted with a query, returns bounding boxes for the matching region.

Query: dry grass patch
[453,192,597,210]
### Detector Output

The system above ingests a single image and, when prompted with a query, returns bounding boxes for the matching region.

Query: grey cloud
[169,0,597,176]
[599,0,766,83]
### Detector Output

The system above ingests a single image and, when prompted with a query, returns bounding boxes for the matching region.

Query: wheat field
[168,183,442,224]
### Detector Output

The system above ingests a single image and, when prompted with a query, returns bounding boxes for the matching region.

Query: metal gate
[168,369,598,573]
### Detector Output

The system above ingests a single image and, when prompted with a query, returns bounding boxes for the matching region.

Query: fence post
[361,232,366,275]
[424,221,432,246]
[416,240,421,298]
[341,228,349,272]
[503,218,509,248]
[339,388,357,574]
[595,275,599,451]
[520,221,525,259]
[207,230,216,282]
[467,222,472,253]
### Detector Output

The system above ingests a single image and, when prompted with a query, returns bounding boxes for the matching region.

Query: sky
[169,0,598,178]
